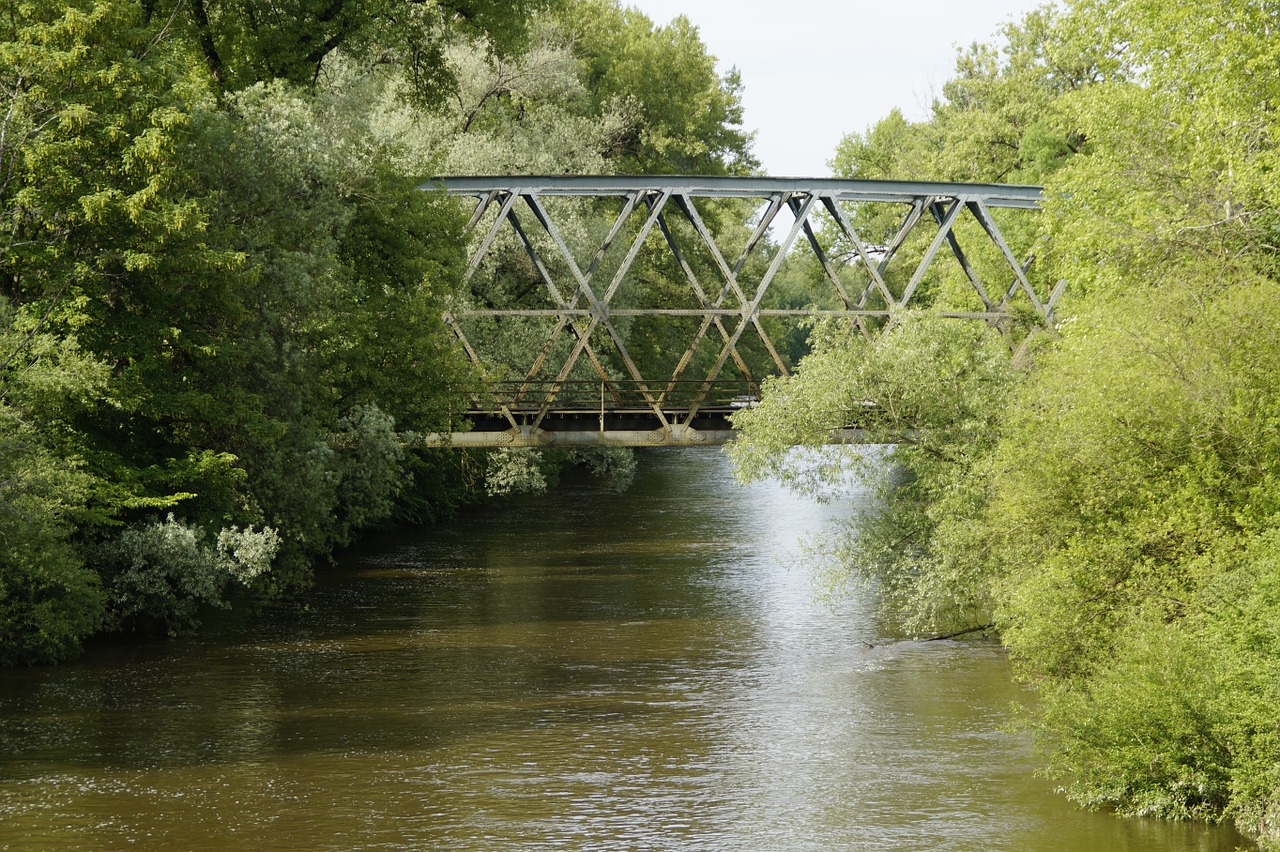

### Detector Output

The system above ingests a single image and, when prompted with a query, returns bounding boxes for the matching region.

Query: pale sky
[625,0,1053,177]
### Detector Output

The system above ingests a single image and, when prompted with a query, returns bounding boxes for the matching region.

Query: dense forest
[730,0,1280,846]
[3,0,1277,846]
[0,0,754,662]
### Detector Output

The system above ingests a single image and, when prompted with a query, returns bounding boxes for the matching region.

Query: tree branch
[925,623,995,641]
[0,278,71,374]
[188,0,224,86]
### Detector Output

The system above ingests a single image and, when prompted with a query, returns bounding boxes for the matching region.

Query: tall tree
[175,0,554,101]
[558,0,755,175]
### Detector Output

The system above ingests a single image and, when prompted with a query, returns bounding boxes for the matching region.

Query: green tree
[0,0,481,643]
[730,312,1014,633]
[783,0,1280,844]
[0,0,772,659]
[98,513,277,636]
[560,0,755,175]
[0,301,108,664]
[175,0,554,102]
[983,2,1280,835]
[731,0,1280,844]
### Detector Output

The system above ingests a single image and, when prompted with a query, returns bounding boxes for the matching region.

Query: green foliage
[330,404,407,543]
[985,272,1280,843]
[1037,615,1237,820]
[730,312,1014,633]
[178,0,554,102]
[98,513,277,635]
[992,274,1280,670]
[0,0,772,667]
[481,446,638,496]
[0,297,108,664]
[1000,0,1280,830]
[1042,0,1280,301]
[0,400,105,664]
[0,0,485,649]
[568,447,636,492]
[1035,529,1280,829]
[484,447,550,496]
[560,1,755,174]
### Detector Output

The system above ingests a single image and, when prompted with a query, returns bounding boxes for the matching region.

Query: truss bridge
[424,175,1057,448]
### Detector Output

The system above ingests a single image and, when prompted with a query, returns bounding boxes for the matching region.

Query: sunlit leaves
[730,313,1013,633]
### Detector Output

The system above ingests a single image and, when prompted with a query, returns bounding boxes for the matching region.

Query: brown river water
[0,448,1255,850]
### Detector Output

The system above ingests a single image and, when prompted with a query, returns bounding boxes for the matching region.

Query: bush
[100,514,278,636]
[1034,530,1280,845]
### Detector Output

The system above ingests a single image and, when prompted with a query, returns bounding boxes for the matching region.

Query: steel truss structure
[424,175,1058,447]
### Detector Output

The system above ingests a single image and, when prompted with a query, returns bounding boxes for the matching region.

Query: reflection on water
[0,449,1254,850]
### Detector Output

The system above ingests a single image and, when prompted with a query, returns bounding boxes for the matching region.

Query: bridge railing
[461,378,757,415]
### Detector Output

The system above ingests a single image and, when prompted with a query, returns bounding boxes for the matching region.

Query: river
[0,449,1253,850]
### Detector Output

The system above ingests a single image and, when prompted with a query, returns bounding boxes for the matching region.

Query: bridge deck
[422,403,874,448]
[445,404,737,447]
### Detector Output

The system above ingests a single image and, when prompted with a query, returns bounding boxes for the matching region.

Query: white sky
[625,0,1051,177]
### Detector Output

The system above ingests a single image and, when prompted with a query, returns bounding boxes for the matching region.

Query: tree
[729,312,1014,633]
[983,1,1280,836]
[0,0,772,659]
[0,300,107,663]
[559,0,756,175]
[174,0,554,103]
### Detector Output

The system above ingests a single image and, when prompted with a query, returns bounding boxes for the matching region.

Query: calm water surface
[0,449,1254,850]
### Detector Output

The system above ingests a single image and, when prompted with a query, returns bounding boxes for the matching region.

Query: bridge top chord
[424,174,1044,209]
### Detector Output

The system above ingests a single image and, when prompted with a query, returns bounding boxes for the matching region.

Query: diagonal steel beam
[794,197,854,309]
[550,189,670,409]
[600,189,670,305]
[899,199,964,310]
[818,195,895,309]
[516,192,644,404]
[995,254,1038,315]
[443,311,520,430]
[674,193,757,310]
[734,195,786,276]
[1046,277,1068,322]
[505,204,619,404]
[674,193,791,381]
[966,199,1046,317]
[464,190,518,283]
[929,200,997,313]
[666,193,788,410]
[848,198,929,312]
[464,189,501,233]
[805,197,876,341]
